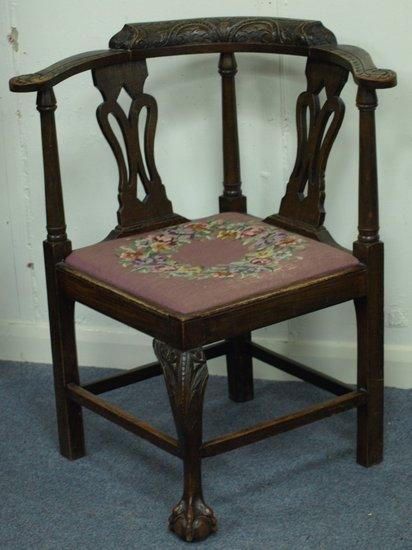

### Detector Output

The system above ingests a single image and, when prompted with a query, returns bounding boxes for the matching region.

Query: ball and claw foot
[169,497,217,542]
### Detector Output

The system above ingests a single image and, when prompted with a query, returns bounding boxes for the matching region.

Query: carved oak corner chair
[10,17,396,542]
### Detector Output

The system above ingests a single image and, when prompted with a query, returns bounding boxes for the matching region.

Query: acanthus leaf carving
[153,340,209,438]
[153,340,216,541]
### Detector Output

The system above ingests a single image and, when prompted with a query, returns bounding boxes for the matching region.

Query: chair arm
[309,44,396,89]
[9,49,130,93]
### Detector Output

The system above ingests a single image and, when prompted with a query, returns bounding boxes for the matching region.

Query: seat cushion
[65,212,360,316]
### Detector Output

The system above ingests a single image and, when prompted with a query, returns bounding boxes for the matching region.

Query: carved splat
[93,61,180,238]
[278,59,348,230]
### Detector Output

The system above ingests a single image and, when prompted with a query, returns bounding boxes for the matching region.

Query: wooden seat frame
[10,16,396,542]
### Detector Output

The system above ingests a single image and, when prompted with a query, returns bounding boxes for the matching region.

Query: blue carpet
[0,361,411,549]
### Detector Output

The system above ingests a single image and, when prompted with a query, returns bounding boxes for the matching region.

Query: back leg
[226,333,254,402]
[50,291,85,460]
[354,242,384,467]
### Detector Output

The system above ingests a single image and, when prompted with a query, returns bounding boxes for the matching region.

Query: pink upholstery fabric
[65,213,360,315]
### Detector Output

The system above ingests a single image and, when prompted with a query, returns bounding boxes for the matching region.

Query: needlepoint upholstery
[65,212,360,315]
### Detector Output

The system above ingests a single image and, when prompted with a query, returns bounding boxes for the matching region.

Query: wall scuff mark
[7,26,18,51]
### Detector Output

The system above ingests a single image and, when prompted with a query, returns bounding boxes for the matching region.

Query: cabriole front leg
[153,340,217,542]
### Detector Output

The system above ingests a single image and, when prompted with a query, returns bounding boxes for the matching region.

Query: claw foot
[169,497,217,542]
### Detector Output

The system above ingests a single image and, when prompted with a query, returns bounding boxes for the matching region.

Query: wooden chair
[10,17,396,542]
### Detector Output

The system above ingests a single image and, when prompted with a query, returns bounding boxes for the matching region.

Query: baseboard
[0,320,410,388]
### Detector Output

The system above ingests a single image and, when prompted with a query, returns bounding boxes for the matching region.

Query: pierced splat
[93,61,183,238]
[268,60,348,239]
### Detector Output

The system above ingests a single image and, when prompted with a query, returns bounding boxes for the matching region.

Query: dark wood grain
[226,334,254,402]
[354,243,384,467]
[218,52,246,213]
[217,52,253,403]
[67,383,181,457]
[110,17,336,53]
[310,44,397,89]
[191,268,367,350]
[82,340,229,395]
[356,86,379,244]
[9,50,130,92]
[201,390,366,458]
[248,341,353,396]
[93,60,184,238]
[351,74,384,467]
[44,259,85,461]
[37,89,85,460]
[10,17,396,542]
[274,59,348,231]
[57,263,367,350]
[37,89,67,243]
[83,362,162,395]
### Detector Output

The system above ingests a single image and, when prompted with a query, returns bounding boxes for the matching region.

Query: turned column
[218,53,254,401]
[356,86,379,245]
[37,88,68,245]
[218,52,246,213]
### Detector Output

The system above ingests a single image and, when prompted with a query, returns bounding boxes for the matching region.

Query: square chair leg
[44,239,85,460]
[226,334,254,402]
[49,292,85,460]
[354,242,384,467]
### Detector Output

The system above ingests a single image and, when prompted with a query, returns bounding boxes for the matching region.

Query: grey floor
[1,361,411,549]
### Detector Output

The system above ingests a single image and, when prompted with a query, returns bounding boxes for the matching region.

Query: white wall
[0,0,411,387]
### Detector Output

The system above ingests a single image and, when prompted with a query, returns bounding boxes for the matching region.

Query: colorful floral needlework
[116,219,306,280]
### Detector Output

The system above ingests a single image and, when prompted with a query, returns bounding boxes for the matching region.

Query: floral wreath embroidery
[117,219,306,279]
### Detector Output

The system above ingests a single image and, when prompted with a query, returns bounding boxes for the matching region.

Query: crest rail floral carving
[109,17,337,51]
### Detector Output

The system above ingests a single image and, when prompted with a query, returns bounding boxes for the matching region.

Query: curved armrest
[9,49,130,92]
[309,44,396,89]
